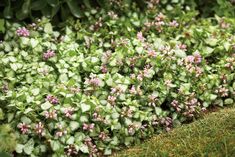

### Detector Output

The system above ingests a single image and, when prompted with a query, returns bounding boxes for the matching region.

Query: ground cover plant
[0,0,235,157]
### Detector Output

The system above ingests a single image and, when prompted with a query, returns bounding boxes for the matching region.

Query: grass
[113,107,235,157]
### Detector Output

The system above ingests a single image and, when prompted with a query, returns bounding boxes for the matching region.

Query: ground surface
[113,107,235,157]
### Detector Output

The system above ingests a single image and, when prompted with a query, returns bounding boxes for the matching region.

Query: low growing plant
[0,6,235,157]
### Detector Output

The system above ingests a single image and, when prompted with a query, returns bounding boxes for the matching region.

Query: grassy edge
[113,107,235,157]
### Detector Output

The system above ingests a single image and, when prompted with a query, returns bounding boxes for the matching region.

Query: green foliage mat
[1,2,235,157]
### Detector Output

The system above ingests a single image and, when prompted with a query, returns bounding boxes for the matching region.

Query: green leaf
[21,116,31,124]
[51,4,60,17]
[59,73,68,83]
[31,88,40,96]
[3,0,13,19]
[0,19,5,33]
[70,121,80,131]
[104,148,112,155]
[50,140,60,151]
[66,136,75,144]
[47,0,59,7]
[23,139,34,155]
[44,23,53,34]
[15,144,24,153]
[30,39,39,48]
[0,108,4,120]
[80,144,89,153]
[31,0,47,10]
[41,5,51,17]
[66,0,83,18]
[175,49,186,58]
[81,103,91,112]
[41,102,52,110]
[223,42,230,51]
[224,98,233,105]
[83,0,91,8]
[155,107,162,115]
[210,94,217,101]
[16,0,31,20]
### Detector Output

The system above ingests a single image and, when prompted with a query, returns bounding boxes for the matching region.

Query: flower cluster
[43,50,56,60]
[46,95,59,104]
[16,27,30,37]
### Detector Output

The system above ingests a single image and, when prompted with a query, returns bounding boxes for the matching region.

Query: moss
[0,124,17,152]
[113,107,235,157]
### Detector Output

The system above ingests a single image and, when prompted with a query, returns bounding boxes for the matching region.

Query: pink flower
[137,32,145,42]
[148,49,157,57]
[137,74,143,81]
[83,123,95,132]
[99,132,108,141]
[46,95,59,104]
[186,55,195,63]
[65,145,78,156]
[155,13,165,22]
[18,123,30,134]
[177,44,187,51]
[55,124,67,137]
[55,130,67,137]
[16,27,30,37]
[129,85,137,94]
[35,122,45,136]
[43,50,55,60]
[128,125,135,135]
[169,20,179,27]
[85,76,101,87]
[194,52,202,64]
[64,107,74,118]
[101,64,108,73]
[69,87,80,93]
[107,95,116,105]
[44,110,57,119]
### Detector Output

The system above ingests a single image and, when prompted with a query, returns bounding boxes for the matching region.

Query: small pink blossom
[128,125,135,135]
[43,50,55,60]
[101,64,108,73]
[85,76,101,87]
[107,95,116,105]
[129,85,137,94]
[155,12,165,22]
[83,123,95,132]
[148,49,157,57]
[64,107,74,118]
[35,122,45,136]
[169,20,179,27]
[137,32,145,42]
[55,124,67,137]
[186,55,195,63]
[18,123,30,134]
[46,95,59,104]
[177,44,187,51]
[99,132,108,141]
[69,87,80,93]
[65,145,78,156]
[194,52,202,64]
[130,74,136,79]
[16,27,30,37]
[137,74,143,81]
[44,110,57,119]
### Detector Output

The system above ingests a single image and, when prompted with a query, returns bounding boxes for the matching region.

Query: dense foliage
[0,1,235,157]
[1,0,235,21]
